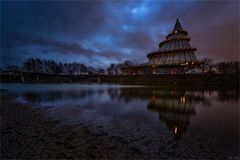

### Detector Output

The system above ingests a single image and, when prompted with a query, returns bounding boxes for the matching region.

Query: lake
[1,83,239,159]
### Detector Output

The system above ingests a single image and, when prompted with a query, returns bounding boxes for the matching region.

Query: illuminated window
[180,96,186,103]
[174,127,178,134]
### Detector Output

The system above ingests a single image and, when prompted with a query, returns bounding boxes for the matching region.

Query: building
[121,18,200,75]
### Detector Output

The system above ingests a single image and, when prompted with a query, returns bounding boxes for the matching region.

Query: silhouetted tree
[20,58,99,75]
[97,68,105,75]
[199,58,212,73]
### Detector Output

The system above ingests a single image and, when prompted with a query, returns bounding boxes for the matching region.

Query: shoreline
[1,90,239,159]
[1,91,155,159]
[1,73,239,85]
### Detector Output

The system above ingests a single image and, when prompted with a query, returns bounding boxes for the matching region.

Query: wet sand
[1,91,239,159]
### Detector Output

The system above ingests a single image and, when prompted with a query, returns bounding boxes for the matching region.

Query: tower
[147,18,198,74]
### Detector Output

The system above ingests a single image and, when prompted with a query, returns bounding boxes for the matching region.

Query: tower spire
[173,18,183,31]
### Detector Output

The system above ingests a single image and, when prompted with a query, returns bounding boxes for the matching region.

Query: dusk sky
[1,0,239,68]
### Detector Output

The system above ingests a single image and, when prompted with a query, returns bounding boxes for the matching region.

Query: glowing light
[174,127,178,134]
[180,96,186,103]
[174,30,177,33]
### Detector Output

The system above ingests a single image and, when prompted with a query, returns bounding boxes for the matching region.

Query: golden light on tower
[180,96,186,103]
[174,127,178,134]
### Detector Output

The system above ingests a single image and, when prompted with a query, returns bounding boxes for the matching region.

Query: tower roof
[173,18,183,31]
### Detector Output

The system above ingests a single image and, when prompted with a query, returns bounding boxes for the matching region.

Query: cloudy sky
[1,0,239,68]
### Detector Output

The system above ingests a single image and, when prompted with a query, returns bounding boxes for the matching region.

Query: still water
[2,83,239,158]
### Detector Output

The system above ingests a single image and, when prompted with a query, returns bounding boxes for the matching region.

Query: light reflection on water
[1,83,239,141]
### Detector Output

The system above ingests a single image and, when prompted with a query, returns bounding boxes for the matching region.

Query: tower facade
[120,18,199,75]
[147,18,198,74]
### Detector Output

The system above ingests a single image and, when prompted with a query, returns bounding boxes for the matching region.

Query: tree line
[2,58,136,75]
[1,57,239,75]
[4,58,105,75]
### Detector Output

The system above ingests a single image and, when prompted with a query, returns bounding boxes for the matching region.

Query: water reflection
[115,88,205,139]
[116,87,239,139]
[22,90,95,104]
[147,93,197,139]
[19,87,239,104]
[9,85,239,139]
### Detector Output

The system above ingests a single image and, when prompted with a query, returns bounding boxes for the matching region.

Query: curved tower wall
[147,19,197,66]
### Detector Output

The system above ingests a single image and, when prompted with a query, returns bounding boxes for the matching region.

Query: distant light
[186,62,188,65]
[174,127,178,134]
[180,96,186,103]
[174,30,178,33]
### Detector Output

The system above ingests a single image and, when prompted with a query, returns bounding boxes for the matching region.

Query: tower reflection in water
[19,85,239,140]
[147,91,198,140]
[116,87,238,140]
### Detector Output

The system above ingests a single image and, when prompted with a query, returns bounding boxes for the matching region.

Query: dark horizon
[1,1,239,68]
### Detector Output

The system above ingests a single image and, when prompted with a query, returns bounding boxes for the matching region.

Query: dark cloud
[2,31,94,56]
[124,32,154,50]
[1,31,126,67]
[1,1,108,38]
[1,0,239,67]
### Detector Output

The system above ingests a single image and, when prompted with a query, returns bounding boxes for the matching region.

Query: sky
[1,0,239,68]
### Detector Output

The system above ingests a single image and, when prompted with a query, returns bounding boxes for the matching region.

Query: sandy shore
[1,93,126,159]
[1,90,239,159]
[1,91,151,159]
